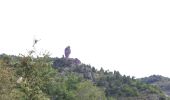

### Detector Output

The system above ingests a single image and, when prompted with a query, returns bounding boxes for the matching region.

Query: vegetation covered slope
[140,75,170,96]
[0,51,168,100]
[53,57,167,100]
[0,54,106,100]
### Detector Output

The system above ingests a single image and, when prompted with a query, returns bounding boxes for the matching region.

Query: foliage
[0,52,106,100]
[75,81,106,100]
[0,60,16,100]
[140,75,170,96]
[0,49,168,100]
[53,57,167,99]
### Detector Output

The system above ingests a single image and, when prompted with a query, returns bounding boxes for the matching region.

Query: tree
[75,81,106,100]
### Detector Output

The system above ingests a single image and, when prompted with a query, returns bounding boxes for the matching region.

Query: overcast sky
[0,0,170,78]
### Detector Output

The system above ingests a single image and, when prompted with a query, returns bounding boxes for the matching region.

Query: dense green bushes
[0,53,106,100]
[0,51,167,100]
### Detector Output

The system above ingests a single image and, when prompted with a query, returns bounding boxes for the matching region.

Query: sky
[0,0,170,78]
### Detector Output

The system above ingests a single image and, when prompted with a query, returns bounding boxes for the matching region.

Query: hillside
[53,56,170,100]
[140,75,170,96]
[0,47,169,100]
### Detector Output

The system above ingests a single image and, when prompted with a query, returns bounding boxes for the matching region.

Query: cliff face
[53,57,95,81]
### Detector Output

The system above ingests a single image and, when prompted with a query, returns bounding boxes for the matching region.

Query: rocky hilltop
[0,46,169,100]
[140,75,170,97]
[52,46,168,100]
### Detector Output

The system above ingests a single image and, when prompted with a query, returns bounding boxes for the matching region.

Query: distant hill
[140,75,170,96]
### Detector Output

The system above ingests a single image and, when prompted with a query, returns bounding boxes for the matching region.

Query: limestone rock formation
[64,46,71,58]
